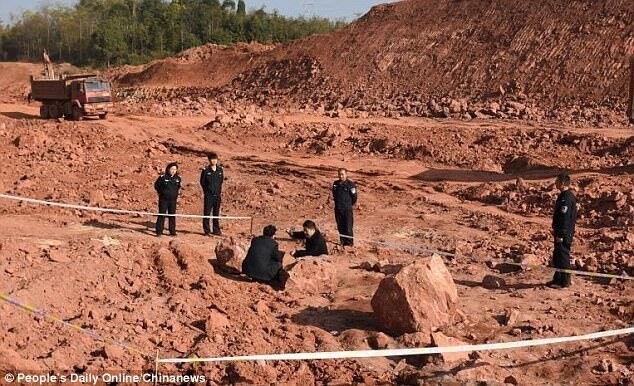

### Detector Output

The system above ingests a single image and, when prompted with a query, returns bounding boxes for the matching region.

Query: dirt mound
[0,63,42,102]
[111,0,634,125]
[502,154,554,174]
[281,0,633,107]
[113,43,274,89]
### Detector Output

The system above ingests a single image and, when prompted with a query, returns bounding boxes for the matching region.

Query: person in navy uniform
[200,152,224,236]
[154,162,181,237]
[550,173,578,288]
[332,168,358,246]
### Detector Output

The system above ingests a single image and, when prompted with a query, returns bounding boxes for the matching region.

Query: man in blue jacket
[154,162,181,236]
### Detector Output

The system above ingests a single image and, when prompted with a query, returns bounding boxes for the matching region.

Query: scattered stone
[103,345,125,361]
[89,190,106,207]
[367,332,393,349]
[431,332,470,363]
[397,332,433,348]
[205,310,230,332]
[482,275,506,289]
[503,309,520,326]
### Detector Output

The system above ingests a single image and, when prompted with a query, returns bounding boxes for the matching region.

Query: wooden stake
[154,350,159,386]
[628,55,634,124]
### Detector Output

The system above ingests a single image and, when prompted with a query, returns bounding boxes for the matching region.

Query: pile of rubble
[455,176,634,229]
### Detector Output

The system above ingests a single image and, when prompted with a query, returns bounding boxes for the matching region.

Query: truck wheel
[98,113,108,120]
[72,106,83,121]
[48,104,60,120]
[39,105,50,119]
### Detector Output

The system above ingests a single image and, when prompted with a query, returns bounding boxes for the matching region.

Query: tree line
[0,0,346,67]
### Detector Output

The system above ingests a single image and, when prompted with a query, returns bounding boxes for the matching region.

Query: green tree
[0,0,346,66]
[92,17,128,66]
[237,0,246,16]
[221,0,236,12]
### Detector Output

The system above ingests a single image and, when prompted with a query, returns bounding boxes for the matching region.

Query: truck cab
[70,78,113,119]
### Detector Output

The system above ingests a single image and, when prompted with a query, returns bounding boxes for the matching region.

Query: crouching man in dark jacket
[242,225,288,290]
[154,162,181,236]
[288,220,328,258]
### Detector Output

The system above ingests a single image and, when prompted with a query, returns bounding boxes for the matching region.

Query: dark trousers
[203,194,221,234]
[156,198,177,235]
[552,234,573,286]
[335,208,354,246]
[252,269,289,291]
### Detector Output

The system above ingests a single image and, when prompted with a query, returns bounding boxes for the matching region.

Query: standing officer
[200,152,224,236]
[550,173,577,288]
[332,168,357,246]
[154,162,181,237]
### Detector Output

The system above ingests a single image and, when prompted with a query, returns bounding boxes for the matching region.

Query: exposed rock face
[370,254,458,335]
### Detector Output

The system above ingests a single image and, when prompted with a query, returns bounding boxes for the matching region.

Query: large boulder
[214,237,248,274]
[371,254,458,335]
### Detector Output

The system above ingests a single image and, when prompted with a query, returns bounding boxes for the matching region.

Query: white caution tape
[499,261,633,281]
[0,193,251,220]
[3,193,630,280]
[336,234,633,281]
[158,326,633,363]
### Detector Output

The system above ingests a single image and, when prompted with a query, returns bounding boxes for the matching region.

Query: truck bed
[30,78,70,101]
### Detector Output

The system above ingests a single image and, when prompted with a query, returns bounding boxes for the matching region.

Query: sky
[0,0,395,24]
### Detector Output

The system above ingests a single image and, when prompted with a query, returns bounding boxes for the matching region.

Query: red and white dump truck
[30,74,114,121]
